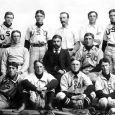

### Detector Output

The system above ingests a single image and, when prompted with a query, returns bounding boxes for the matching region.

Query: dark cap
[8,62,18,68]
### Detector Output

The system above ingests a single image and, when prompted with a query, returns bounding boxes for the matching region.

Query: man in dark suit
[43,34,71,93]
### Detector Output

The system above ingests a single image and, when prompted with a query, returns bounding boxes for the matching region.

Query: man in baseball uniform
[95,58,115,110]
[25,10,49,73]
[56,58,96,109]
[79,11,104,48]
[102,9,115,74]
[74,33,103,75]
[1,30,29,82]
[25,60,58,110]
[0,12,14,74]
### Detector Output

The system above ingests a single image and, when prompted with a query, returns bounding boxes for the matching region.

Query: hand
[71,94,84,100]
[58,70,65,75]
[90,92,96,99]
[73,100,84,109]
[0,74,5,83]
[18,71,23,75]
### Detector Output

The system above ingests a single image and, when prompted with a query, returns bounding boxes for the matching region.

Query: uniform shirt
[103,24,115,44]
[1,44,29,74]
[95,72,115,94]
[0,23,13,45]
[75,45,103,67]
[25,71,56,102]
[60,71,92,94]
[79,24,103,47]
[25,24,49,44]
[55,26,79,49]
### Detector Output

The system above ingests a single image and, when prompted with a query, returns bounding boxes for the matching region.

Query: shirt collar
[53,47,61,53]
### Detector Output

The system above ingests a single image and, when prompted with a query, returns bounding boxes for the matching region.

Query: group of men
[0,8,114,115]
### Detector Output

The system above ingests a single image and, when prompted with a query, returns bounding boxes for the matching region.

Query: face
[101,62,110,75]
[60,13,69,27]
[109,11,115,23]
[71,60,81,72]
[11,32,21,44]
[8,65,18,79]
[53,37,62,49]
[5,14,14,26]
[84,35,93,46]
[35,13,45,24]
[34,62,44,75]
[88,12,97,24]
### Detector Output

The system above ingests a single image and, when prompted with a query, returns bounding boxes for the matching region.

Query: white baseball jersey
[95,72,115,94]
[103,24,115,44]
[79,24,103,43]
[0,24,13,45]
[60,71,92,94]
[25,71,56,102]
[25,24,49,44]
[1,44,29,74]
[75,45,103,67]
[55,26,79,49]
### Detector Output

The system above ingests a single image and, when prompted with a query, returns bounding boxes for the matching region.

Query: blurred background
[0,0,114,43]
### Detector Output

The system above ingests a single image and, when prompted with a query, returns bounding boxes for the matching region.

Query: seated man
[25,60,58,110]
[0,62,41,110]
[56,58,96,109]
[1,30,29,81]
[73,33,103,83]
[95,58,115,110]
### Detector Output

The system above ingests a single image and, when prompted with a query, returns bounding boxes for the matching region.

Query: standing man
[0,12,14,73]
[25,10,49,73]
[79,11,103,48]
[1,30,29,81]
[43,34,71,93]
[95,58,115,111]
[102,9,115,74]
[55,12,80,56]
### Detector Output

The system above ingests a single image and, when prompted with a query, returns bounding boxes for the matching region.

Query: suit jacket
[43,48,71,76]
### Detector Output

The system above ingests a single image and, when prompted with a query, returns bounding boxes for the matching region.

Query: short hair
[4,11,14,19]
[11,30,21,38]
[35,10,45,17]
[8,62,18,68]
[70,57,81,63]
[60,12,69,18]
[34,59,43,67]
[52,34,62,41]
[84,33,94,39]
[88,11,98,18]
[109,9,115,15]
[99,58,110,65]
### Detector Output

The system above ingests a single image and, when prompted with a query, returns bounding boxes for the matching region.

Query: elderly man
[56,58,96,109]
[25,60,58,110]
[95,58,115,111]
[1,30,29,81]
[25,10,49,73]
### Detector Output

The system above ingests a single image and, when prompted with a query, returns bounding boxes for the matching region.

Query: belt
[30,43,46,47]
[108,43,115,47]
[0,44,11,48]
[67,48,73,51]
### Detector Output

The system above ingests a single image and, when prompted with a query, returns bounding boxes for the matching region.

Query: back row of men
[0,9,115,114]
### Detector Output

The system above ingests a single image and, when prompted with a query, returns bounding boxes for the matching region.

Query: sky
[0,0,114,43]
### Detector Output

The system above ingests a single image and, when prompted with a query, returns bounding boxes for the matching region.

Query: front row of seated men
[0,57,115,113]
